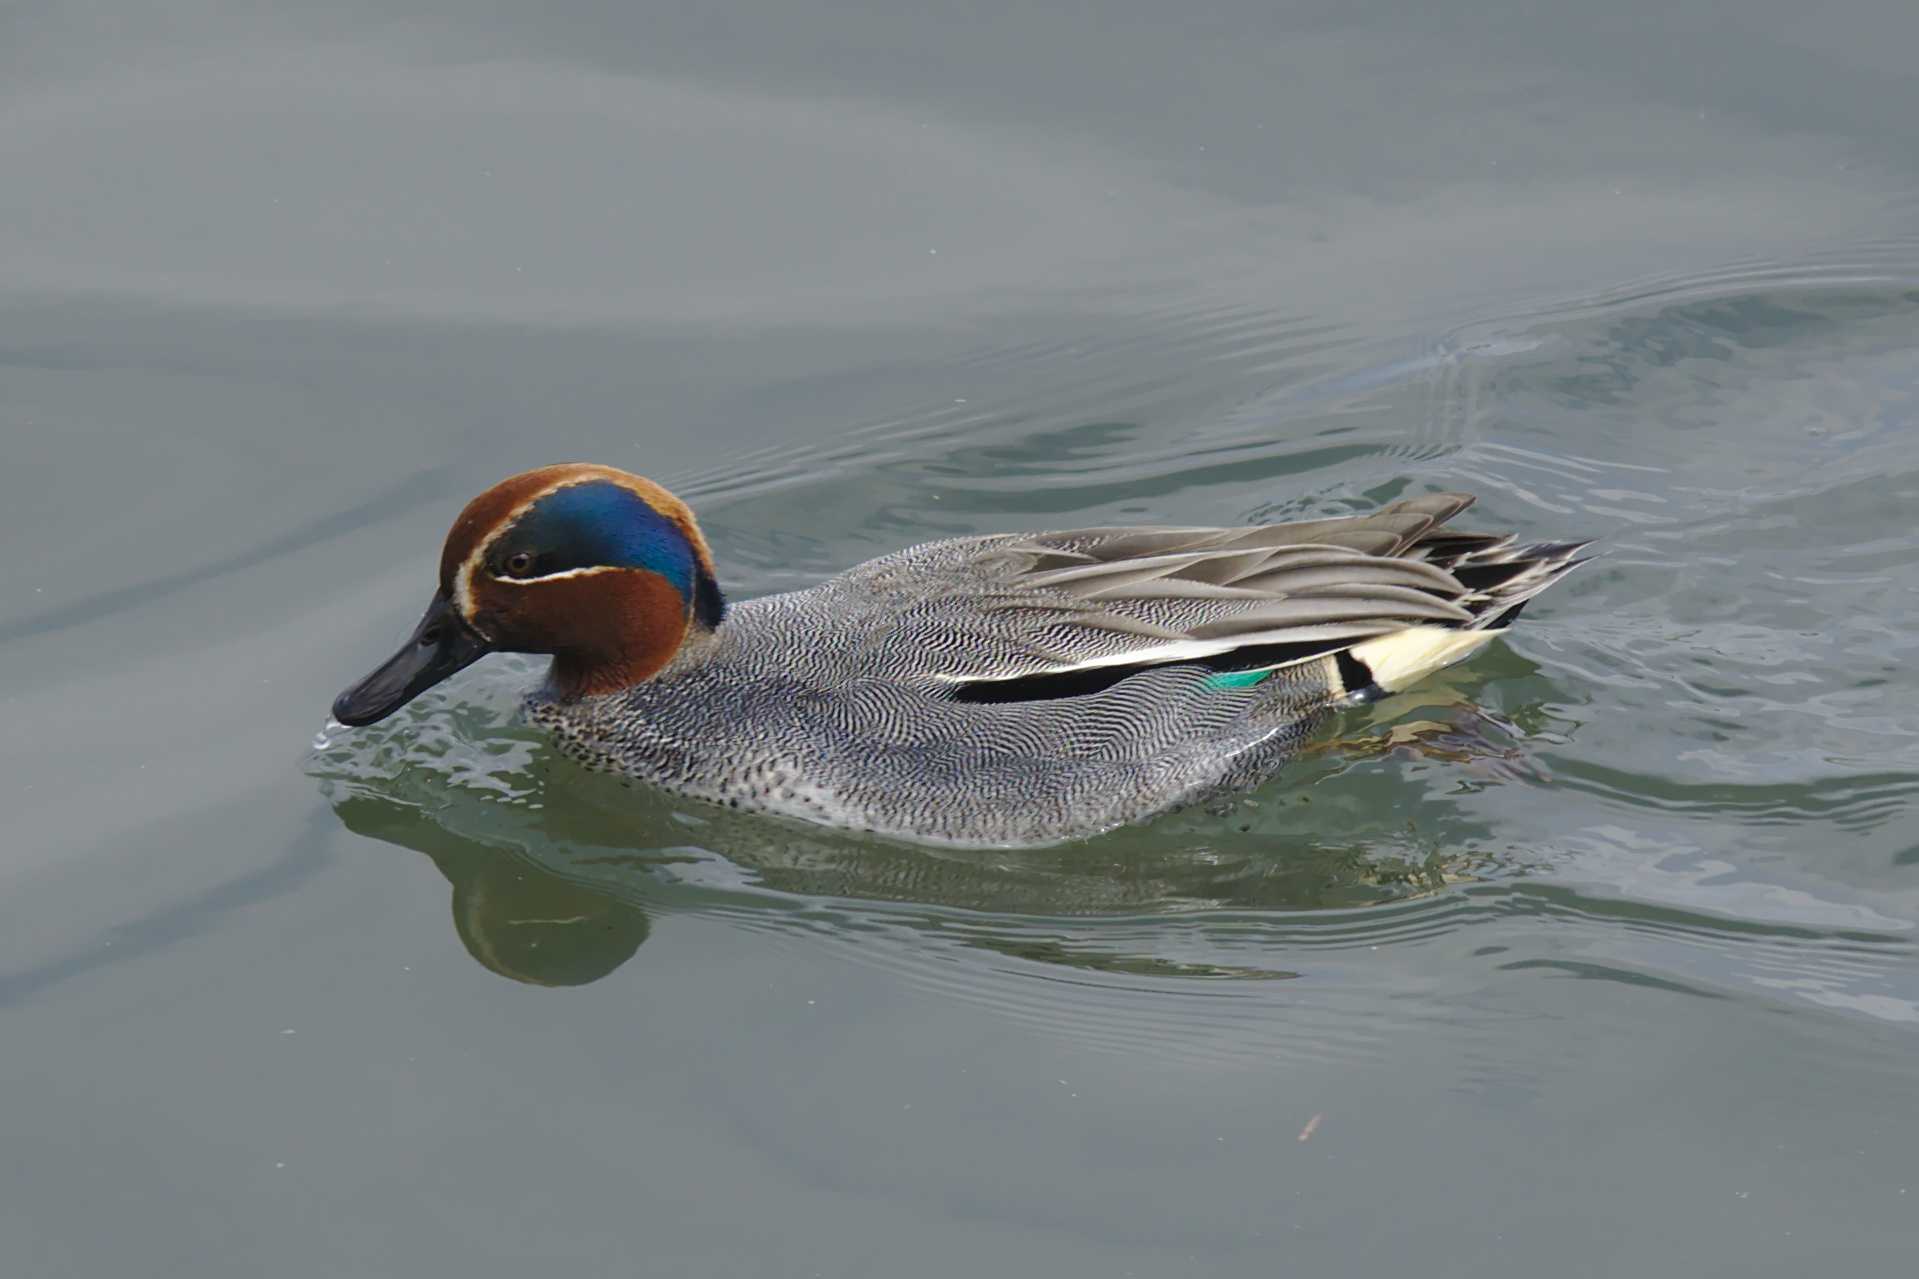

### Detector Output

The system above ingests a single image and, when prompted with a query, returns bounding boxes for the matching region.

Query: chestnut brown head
[332,464,724,726]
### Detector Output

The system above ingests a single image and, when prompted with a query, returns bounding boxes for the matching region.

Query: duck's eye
[504,551,537,578]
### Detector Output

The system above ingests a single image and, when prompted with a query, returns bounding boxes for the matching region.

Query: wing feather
[837,492,1583,687]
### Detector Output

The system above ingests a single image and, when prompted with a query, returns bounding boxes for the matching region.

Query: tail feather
[1442,539,1591,628]
[1339,535,1591,695]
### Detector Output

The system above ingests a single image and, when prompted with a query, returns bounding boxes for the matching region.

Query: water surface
[4,3,1918,1274]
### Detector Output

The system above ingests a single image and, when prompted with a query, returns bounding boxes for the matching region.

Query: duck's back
[530,496,1584,846]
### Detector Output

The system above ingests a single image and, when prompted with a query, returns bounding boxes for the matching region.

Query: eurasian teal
[332,464,1585,846]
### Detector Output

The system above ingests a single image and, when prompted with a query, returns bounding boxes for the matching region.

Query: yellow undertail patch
[1347,626,1502,693]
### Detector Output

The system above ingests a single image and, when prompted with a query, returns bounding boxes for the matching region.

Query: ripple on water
[312,244,1919,1057]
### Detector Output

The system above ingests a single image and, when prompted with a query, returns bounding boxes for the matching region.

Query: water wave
[311,241,1919,1045]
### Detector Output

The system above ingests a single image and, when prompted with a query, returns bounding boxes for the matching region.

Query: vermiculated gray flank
[532,493,1584,846]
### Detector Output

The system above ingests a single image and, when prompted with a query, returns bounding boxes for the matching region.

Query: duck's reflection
[316,667,1542,988]
[334,796,650,986]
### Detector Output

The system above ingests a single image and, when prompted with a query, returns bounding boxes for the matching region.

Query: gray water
[5,3,1919,1275]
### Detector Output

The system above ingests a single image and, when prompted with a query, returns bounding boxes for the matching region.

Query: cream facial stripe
[504,565,624,584]
[452,477,592,620]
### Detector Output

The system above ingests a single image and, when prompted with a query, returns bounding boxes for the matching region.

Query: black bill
[331,592,491,726]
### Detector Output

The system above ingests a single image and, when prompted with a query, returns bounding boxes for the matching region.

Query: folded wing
[859,492,1586,698]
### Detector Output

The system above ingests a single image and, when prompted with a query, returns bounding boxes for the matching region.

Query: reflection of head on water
[316,663,1538,988]
[332,796,650,987]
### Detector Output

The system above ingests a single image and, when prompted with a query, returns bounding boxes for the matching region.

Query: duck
[332,464,1586,847]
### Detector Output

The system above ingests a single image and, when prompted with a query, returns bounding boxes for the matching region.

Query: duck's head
[332,464,725,726]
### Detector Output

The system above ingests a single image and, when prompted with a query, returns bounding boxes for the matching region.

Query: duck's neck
[546,619,722,701]
[548,653,647,701]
